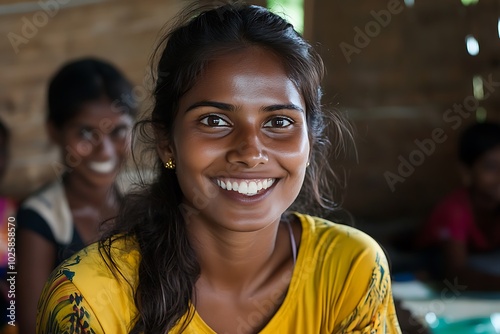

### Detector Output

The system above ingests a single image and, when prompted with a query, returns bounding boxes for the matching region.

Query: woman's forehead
[180,47,305,108]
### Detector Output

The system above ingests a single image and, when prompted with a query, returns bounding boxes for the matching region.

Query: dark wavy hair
[47,57,137,128]
[100,2,351,333]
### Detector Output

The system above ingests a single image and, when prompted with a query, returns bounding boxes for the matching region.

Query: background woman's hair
[100,1,353,333]
[47,57,137,128]
[459,122,500,167]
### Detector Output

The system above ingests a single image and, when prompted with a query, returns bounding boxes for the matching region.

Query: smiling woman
[169,48,310,232]
[16,58,137,334]
[36,2,401,334]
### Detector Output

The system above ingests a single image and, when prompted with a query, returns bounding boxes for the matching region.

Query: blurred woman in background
[17,58,137,333]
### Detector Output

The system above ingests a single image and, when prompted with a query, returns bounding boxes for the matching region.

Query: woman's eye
[200,115,230,127]
[110,126,129,139]
[263,117,293,128]
[80,128,96,141]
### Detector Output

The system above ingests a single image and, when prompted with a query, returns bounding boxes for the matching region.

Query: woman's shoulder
[44,236,139,311]
[294,212,384,256]
[37,236,140,333]
[291,213,396,332]
[56,235,140,284]
[293,212,388,285]
[17,180,74,244]
[21,180,65,206]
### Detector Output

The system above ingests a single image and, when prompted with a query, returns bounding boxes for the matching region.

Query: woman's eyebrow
[185,101,304,114]
[65,122,95,130]
[185,101,235,113]
[263,104,304,113]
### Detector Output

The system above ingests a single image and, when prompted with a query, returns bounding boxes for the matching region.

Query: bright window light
[461,0,479,5]
[473,75,484,100]
[476,107,487,122]
[268,0,304,34]
[497,18,500,38]
[404,0,415,7]
[466,35,480,56]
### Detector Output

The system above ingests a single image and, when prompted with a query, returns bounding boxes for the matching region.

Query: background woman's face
[58,99,133,187]
[167,47,310,231]
[470,145,500,202]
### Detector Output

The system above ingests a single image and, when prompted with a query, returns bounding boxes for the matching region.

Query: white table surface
[393,280,500,321]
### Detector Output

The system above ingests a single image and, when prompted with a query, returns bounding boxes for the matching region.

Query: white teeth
[238,182,248,194]
[89,160,116,174]
[248,182,257,194]
[215,178,276,196]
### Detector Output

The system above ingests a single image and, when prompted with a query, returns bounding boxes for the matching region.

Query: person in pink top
[417,122,500,290]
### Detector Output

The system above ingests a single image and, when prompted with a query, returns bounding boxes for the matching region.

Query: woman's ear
[154,126,175,163]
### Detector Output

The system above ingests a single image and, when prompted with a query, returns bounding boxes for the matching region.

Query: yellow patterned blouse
[37,213,401,333]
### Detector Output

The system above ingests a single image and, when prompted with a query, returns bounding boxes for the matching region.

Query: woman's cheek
[75,141,93,157]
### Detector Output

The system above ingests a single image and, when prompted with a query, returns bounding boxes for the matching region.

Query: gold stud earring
[164,158,176,169]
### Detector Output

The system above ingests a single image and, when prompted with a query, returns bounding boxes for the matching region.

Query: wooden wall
[307,0,500,220]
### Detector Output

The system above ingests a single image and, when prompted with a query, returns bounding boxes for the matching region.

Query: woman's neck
[63,174,119,210]
[188,218,291,295]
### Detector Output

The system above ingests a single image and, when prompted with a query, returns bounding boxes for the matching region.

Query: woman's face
[164,47,310,231]
[470,145,500,203]
[55,99,133,188]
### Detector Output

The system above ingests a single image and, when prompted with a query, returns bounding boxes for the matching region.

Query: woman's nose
[94,135,116,159]
[226,128,268,168]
